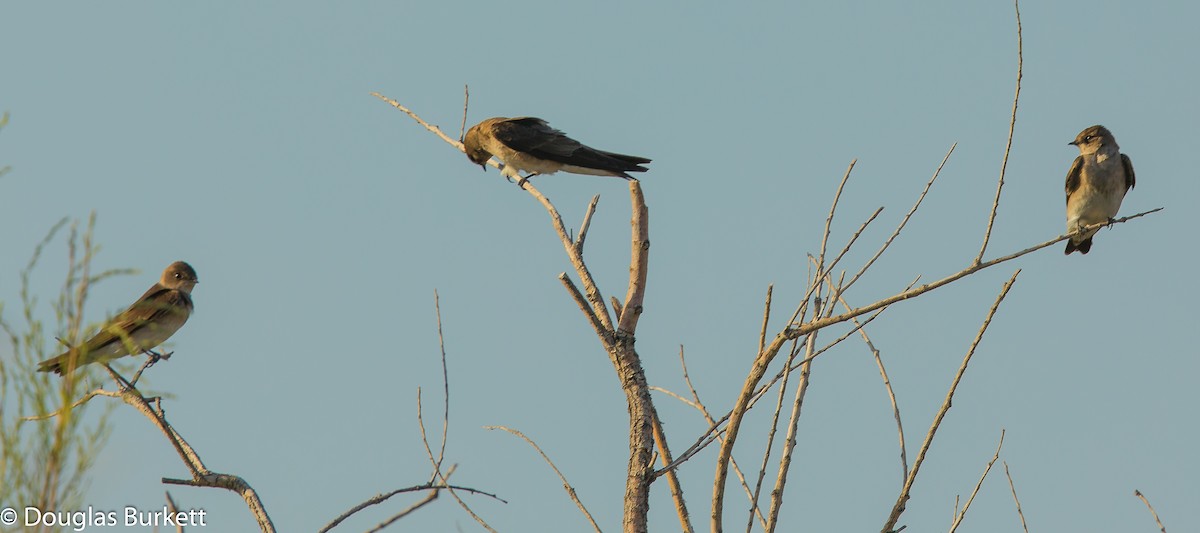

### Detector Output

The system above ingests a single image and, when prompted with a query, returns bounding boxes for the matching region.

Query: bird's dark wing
[1121,153,1136,191]
[492,118,583,158]
[493,117,649,174]
[77,288,192,353]
[1064,156,1083,205]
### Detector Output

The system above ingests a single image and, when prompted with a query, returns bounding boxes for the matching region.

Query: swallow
[1064,125,1136,255]
[463,117,650,185]
[37,261,198,375]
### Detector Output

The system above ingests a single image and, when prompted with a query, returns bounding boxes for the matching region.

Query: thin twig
[1003,462,1029,533]
[526,183,615,332]
[575,195,601,251]
[651,414,696,533]
[559,274,616,361]
[949,429,1005,532]
[459,85,470,142]
[164,491,185,533]
[366,488,441,533]
[764,298,820,532]
[658,348,765,530]
[834,290,908,485]
[783,161,857,328]
[975,0,1023,265]
[747,335,798,533]
[486,426,602,533]
[1134,490,1167,533]
[881,271,1020,533]
[417,391,498,533]
[757,285,773,356]
[795,208,1160,340]
[372,92,466,151]
[432,290,451,480]
[19,388,105,421]
[319,465,506,533]
[844,143,956,294]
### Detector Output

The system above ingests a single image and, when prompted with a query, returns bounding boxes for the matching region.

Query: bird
[462,117,651,185]
[37,261,199,375]
[1063,125,1136,255]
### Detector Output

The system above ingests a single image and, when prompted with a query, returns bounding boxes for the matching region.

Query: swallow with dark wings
[463,117,651,185]
[1063,125,1136,255]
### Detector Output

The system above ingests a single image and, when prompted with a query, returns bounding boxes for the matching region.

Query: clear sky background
[2,2,1197,532]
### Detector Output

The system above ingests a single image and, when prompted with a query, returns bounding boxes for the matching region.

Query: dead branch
[948,429,1005,532]
[87,365,275,532]
[881,271,1020,533]
[486,426,602,533]
[975,0,1023,265]
[1003,462,1029,533]
[1133,490,1167,533]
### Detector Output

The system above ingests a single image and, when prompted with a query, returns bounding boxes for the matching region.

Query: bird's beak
[1068,141,1078,146]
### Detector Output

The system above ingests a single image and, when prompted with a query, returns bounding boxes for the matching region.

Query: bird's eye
[1084,135,1094,142]
[174,273,182,279]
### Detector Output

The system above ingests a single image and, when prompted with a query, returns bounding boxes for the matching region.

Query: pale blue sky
[2,2,1196,532]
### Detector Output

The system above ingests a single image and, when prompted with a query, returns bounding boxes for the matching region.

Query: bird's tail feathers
[1064,238,1093,255]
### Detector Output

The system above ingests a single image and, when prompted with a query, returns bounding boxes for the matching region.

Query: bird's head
[1069,125,1117,155]
[462,126,492,170]
[162,261,199,292]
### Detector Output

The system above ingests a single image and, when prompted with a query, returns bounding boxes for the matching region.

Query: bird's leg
[104,363,136,391]
[1106,217,1117,229]
[517,172,540,189]
[498,163,515,183]
[144,348,173,364]
[124,349,172,387]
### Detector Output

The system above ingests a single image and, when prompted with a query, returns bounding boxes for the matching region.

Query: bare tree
[368,3,1160,531]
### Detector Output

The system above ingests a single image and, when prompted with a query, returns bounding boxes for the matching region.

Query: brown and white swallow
[463,117,650,185]
[37,261,198,375]
[1063,125,1136,255]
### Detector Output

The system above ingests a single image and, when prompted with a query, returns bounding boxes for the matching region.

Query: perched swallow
[1063,125,1136,255]
[37,261,198,375]
[462,117,651,184]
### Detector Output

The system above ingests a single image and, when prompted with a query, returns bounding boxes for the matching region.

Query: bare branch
[418,391,498,533]
[1134,490,1167,533]
[366,489,441,533]
[19,388,108,421]
[975,0,1023,265]
[618,181,650,334]
[797,207,1161,340]
[816,160,857,279]
[164,491,184,533]
[525,183,615,331]
[576,195,601,252]
[652,414,696,533]
[765,298,821,532]
[559,274,615,356]
[1003,462,1029,533]
[459,85,470,142]
[56,364,278,532]
[783,161,857,328]
[372,92,466,152]
[486,426,602,533]
[844,143,956,293]
[656,348,763,530]
[747,336,796,533]
[432,290,450,480]
[757,285,774,356]
[833,291,908,485]
[881,271,1020,533]
[319,465,506,533]
[948,429,1005,532]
